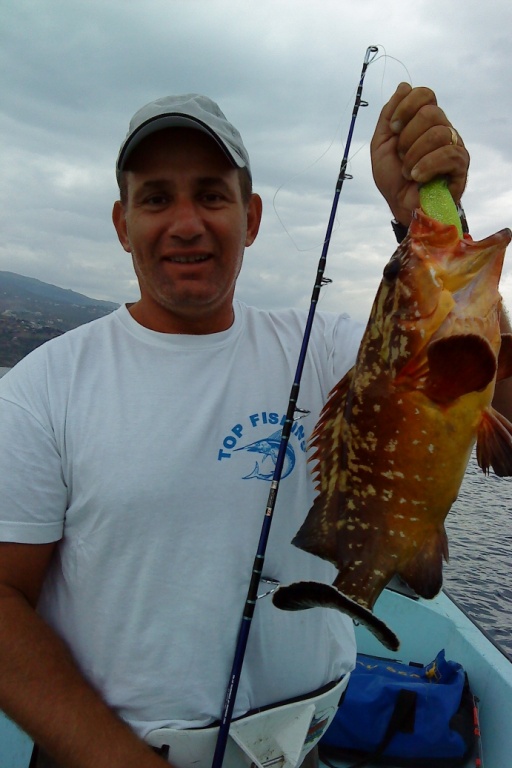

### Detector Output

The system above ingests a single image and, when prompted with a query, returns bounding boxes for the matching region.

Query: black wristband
[457,204,470,235]
[392,205,470,244]
[391,219,408,244]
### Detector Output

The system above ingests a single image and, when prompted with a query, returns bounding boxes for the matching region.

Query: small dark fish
[273,210,512,650]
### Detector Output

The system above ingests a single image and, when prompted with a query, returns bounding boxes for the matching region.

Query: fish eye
[383,256,401,281]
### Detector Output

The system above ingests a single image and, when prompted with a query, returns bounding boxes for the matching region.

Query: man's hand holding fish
[371,82,470,227]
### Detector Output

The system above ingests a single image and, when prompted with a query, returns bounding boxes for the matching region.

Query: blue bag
[319,650,476,767]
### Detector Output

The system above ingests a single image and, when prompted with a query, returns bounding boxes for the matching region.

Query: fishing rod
[211,44,379,768]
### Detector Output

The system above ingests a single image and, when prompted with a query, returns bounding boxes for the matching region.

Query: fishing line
[271,112,356,254]
[271,72,375,254]
[271,46,411,257]
[370,45,413,99]
[211,44,378,768]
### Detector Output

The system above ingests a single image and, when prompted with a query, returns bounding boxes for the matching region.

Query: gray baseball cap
[116,94,251,182]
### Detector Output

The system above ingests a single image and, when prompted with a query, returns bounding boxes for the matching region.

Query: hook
[257,578,280,600]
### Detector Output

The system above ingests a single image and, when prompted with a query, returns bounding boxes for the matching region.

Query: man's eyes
[139,190,230,208]
[201,192,226,204]
[145,194,169,206]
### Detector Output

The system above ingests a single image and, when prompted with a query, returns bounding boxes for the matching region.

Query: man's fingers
[399,123,467,174]
[396,104,453,157]
[409,146,469,201]
[371,82,412,149]
[389,86,438,133]
[370,82,470,223]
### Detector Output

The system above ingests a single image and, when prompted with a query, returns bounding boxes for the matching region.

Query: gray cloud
[1,0,511,319]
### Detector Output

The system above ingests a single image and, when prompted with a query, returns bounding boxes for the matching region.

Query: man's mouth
[164,253,211,264]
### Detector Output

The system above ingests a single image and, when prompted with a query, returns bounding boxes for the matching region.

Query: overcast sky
[1,0,511,322]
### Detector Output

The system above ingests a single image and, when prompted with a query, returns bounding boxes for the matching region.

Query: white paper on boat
[145,674,349,768]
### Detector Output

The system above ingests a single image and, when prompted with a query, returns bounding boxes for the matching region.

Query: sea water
[444,453,512,657]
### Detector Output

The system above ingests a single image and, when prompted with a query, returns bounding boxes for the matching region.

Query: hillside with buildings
[0,271,118,367]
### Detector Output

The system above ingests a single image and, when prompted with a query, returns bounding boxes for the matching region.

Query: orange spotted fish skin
[278,210,512,627]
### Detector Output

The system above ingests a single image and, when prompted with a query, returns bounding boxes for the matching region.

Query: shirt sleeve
[0,365,67,544]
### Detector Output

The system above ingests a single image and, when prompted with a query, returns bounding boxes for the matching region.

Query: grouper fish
[273,181,512,650]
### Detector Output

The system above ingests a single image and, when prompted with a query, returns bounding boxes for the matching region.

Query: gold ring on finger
[448,126,458,146]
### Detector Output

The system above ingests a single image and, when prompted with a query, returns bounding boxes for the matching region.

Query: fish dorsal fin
[309,368,353,464]
[476,407,512,477]
[425,334,496,403]
[292,370,354,564]
[497,333,512,381]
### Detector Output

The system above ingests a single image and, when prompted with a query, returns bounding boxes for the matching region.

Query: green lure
[419,177,463,238]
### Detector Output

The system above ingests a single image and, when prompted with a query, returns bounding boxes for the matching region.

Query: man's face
[113,128,261,333]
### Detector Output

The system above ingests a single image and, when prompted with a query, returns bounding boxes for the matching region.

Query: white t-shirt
[0,301,363,738]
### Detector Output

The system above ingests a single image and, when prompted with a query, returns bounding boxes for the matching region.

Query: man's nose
[167,199,206,240]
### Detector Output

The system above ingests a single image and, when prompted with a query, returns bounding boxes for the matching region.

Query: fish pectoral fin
[272,581,399,652]
[425,334,497,403]
[398,528,447,599]
[497,333,512,381]
[476,407,512,477]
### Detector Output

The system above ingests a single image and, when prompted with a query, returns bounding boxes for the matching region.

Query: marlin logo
[235,429,296,481]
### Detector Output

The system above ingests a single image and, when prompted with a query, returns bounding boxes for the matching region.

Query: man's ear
[112,200,131,253]
[245,193,263,247]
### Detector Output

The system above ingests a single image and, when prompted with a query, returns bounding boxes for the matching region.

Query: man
[0,86,503,768]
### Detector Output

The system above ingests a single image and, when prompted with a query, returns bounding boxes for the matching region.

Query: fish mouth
[411,210,511,288]
[444,230,510,294]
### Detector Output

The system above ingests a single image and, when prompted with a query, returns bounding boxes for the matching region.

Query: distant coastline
[0,271,118,367]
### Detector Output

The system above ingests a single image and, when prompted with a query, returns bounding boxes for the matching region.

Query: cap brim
[116,114,245,179]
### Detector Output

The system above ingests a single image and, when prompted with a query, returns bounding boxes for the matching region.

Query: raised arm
[370,82,469,227]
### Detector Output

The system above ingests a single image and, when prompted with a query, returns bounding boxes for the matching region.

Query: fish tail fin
[272,580,399,652]
[242,461,261,480]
